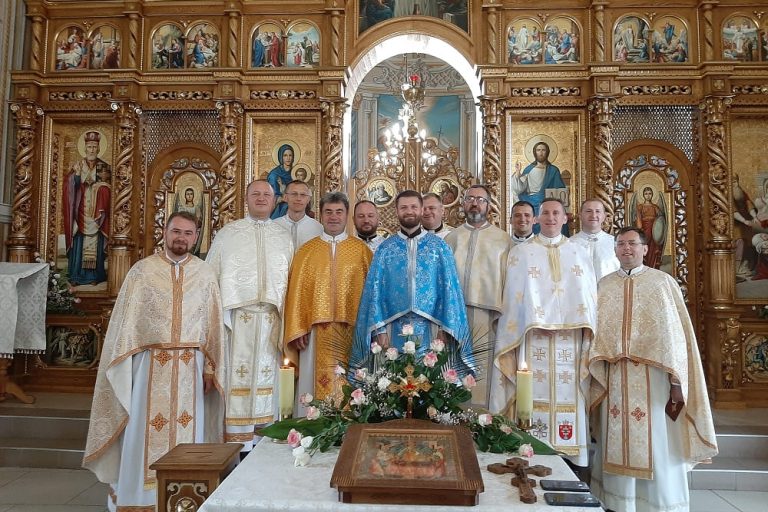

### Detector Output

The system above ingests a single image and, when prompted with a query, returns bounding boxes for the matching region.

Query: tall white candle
[516,361,533,422]
[279,359,294,418]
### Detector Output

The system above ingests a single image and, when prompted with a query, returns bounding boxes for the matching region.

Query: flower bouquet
[259,325,556,466]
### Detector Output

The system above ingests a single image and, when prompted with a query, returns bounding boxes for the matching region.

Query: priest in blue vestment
[351,190,474,373]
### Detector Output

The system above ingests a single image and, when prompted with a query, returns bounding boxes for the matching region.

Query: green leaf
[257,417,332,439]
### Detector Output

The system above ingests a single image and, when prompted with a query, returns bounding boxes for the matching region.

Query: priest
[283,191,373,405]
[492,197,596,467]
[274,180,323,252]
[351,190,473,370]
[83,212,227,511]
[589,227,717,512]
[571,198,620,280]
[206,179,293,453]
[444,185,511,407]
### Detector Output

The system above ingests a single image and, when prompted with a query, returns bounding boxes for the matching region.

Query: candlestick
[516,361,533,429]
[278,359,294,420]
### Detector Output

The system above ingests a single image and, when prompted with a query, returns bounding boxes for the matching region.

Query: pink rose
[423,351,438,368]
[518,443,534,458]
[442,368,459,383]
[287,428,303,448]
[500,424,513,435]
[334,365,346,376]
[386,347,399,361]
[306,406,320,420]
[477,414,493,427]
[299,393,313,406]
[355,368,368,381]
[430,338,445,353]
[462,374,477,388]
[351,388,368,406]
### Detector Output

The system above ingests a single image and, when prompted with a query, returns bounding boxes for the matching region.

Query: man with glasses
[275,180,323,252]
[351,190,474,373]
[571,199,620,280]
[206,179,293,455]
[422,192,452,239]
[588,227,717,512]
[445,185,511,407]
[510,200,536,245]
[493,197,596,469]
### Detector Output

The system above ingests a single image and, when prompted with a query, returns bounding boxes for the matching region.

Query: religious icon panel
[722,15,759,62]
[286,21,320,68]
[251,22,285,68]
[613,15,650,63]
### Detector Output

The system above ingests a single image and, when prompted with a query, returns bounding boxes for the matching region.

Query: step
[0,408,89,441]
[690,457,768,491]
[714,430,768,459]
[0,438,85,469]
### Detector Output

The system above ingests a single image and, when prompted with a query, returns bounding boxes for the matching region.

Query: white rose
[402,324,414,336]
[371,342,382,354]
[378,376,392,391]
[430,338,445,353]
[300,435,314,449]
[477,413,493,427]
[403,341,416,354]
[386,348,398,361]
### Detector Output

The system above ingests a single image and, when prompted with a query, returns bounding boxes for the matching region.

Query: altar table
[200,438,603,512]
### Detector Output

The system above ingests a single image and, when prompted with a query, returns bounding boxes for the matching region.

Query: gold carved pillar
[28,14,46,72]
[124,6,142,69]
[588,95,617,229]
[320,72,346,193]
[482,1,499,64]
[225,2,241,68]
[700,1,717,62]
[326,1,344,67]
[108,99,142,295]
[478,68,506,227]
[591,1,608,62]
[7,102,43,263]
[215,99,244,231]
[700,92,734,304]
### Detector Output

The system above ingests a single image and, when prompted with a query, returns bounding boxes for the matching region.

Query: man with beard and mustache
[444,185,512,408]
[353,200,386,252]
[206,179,293,455]
[84,212,227,512]
[351,190,474,373]
[510,141,567,234]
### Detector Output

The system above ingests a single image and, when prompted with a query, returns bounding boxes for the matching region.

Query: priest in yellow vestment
[284,192,372,406]
[84,212,227,512]
[206,179,293,452]
[444,185,511,407]
[588,227,717,512]
[492,198,596,467]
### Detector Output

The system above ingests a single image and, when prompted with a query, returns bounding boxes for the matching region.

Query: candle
[278,359,295,419]
[516,361,533,422]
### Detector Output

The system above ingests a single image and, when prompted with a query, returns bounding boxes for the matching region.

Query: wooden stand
[150,443,242,512]
[0,358,35,404]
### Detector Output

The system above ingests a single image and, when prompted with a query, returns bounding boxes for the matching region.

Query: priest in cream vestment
[492,198,596,466]
[444,185,511,407]
[284,192,372,407]
[589,227,717,512]
[84,212,227,512]
[206,180,293,452]
[571,199,620,280]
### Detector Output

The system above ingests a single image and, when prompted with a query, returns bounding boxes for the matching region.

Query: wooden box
[330,419,484,506]
[150,442,242,512]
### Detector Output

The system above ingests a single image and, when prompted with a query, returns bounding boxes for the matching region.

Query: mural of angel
[173,187,205,256]
[629,186,667,269]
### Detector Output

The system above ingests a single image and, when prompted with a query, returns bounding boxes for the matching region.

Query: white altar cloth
[201,438,602,512]
[0,263,49,358]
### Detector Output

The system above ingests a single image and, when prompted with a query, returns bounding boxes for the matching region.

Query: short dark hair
[395,189,423,207]
[464,184,491,199]
[422,192,442,202]
[320,191,349,212]
[167,211,200,229]
[285,180,310,193]
[353,200,377,215]
[615,226,647,244]
[579,198,604,212]
[511,200,535,215]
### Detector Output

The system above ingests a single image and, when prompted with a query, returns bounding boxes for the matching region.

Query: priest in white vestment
[83,212,227,512]
[445,185,511,407]
[422,192,452,239]
[571,199,620,280]
[588,227,717,512]
[274,180,323,252]
[492,198,596,467]
[510,200,536,246]
[206,179,293,452]
[354,200,386,252]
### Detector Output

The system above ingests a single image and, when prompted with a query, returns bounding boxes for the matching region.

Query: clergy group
[83,179,717,512]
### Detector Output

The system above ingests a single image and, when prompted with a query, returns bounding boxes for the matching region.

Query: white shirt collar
[538,233,563,245]
[619,264,647,277]
[321,231,348,243]
[512,232,534,242]
[247,214,270,224]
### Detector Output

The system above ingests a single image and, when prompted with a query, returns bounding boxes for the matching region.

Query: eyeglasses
[286,192,310,198]
[464,196,489,204]
[615,241,644,247]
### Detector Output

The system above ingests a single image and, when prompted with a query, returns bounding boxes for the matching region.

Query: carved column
[591,1,608,62]
[225,5,241,68]
[108,101,141,295]
[483,3,499,65]
[588,96,617,230]
[126,12,141,69]
[700,95,734,304]
[479,96,503,227]
[215,101,243,231]
[326,1,344,67]
[700,1,717,61]
[6,103,43,263]
[320,97,347,193]
[28,16,45,71]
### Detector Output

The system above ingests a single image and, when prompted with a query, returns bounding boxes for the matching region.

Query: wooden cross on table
[387,364,432,418]
[487,457,552,504]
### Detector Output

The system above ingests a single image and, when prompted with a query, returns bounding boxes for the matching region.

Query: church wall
[3,0,767,406]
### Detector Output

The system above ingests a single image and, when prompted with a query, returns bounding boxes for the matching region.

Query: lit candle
[516,361,533,423]
[278,359,294,419]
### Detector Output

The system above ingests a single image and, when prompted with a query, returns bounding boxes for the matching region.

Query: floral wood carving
[8,102,43,255]
[250,90,317,100]
[510,87,580,97]
[589,97,616,229]
[480,97,502,226]
[49,91,113,101]
[622,85,692,96]
[148,91,213,101]
[215,101,243,232]
[110,102,142,245]
[320,98,346,193]
[731,85,768,94]
[700,96,733,241]
[720,317,740,389]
